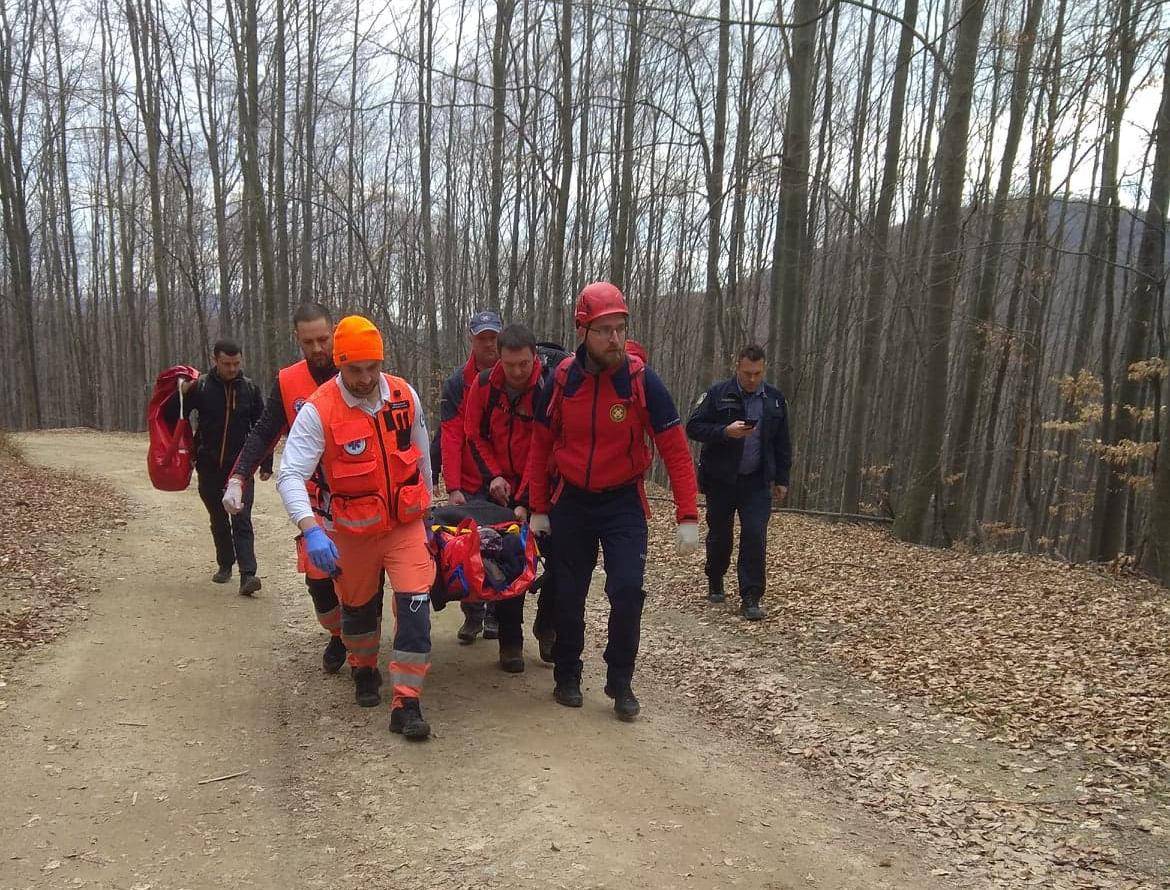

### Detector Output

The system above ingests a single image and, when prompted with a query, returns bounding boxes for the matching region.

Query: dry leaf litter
[0,434,129,659]
[617,492,1170,889]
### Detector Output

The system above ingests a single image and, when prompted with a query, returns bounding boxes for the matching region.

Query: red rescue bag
[147,365,200,491]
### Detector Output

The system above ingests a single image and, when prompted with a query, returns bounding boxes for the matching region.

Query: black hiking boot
[212,566,233,584]
[389,698,431,740]
[532,623,556,664]
[352,667,382,707]
[740,593,766,622]
[707,577,726,604]
[457,614,483,644]
[483,611,500,640]
[499,645,525,673]
[239,574,262,596]
[322,635,347,674]
[553,679,583,708]
[604,683,641,721]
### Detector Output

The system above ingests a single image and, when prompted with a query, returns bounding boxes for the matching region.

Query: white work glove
[529,513,551,537]
[676,522,700,557]
[222,477,245,515]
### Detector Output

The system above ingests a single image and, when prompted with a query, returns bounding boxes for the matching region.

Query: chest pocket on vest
[330,419,378,482]
[328,419,389,534]
[390,447,429,524]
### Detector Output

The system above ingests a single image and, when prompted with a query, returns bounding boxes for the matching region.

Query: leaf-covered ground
[0,434,129,659]
[630,500,1170,888]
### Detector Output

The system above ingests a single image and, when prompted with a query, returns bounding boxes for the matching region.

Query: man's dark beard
[309,357,336,383]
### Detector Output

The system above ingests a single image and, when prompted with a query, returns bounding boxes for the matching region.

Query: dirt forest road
[2,431,945,890]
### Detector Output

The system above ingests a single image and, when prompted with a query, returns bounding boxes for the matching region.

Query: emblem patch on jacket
[293,398,306,413]
[609,404,628,423]
[343,439,368,456]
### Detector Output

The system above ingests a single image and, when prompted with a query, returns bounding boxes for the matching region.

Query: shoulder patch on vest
[609,403,628,423]
[293,398,306,413]
[343,439,368,456]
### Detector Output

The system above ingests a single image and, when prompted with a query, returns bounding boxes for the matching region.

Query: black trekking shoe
[211,566,233,584]
[389,699,431,740]
[533,624,556,664]
[553,680,583,708]
[322,636,347,673]
[741,600,766,621]
[498,645,525,673]
[483,612,500,640]
[352,667,382,707]
[239,574,262,596]
[604,683,641,721]
[457,615,483,644]
[707,577,726,604]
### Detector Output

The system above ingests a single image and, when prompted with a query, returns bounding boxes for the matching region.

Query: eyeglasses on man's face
[588,322,628,340]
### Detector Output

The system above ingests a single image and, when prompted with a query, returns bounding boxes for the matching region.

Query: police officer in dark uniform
[686,345,791,621]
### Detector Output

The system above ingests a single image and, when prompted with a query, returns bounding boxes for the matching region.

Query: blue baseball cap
[469,309,503,335]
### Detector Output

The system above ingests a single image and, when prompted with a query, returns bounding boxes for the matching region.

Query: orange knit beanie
[333,315,384,365]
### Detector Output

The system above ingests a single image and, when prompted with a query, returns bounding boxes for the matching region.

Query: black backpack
[535,342,571,379]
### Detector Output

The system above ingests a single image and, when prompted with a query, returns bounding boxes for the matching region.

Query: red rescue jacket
[462,360,543,504]
[525,347,698,522]
[440,355,485,496]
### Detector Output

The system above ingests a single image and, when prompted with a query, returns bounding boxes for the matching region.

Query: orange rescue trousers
[332,520,436,709]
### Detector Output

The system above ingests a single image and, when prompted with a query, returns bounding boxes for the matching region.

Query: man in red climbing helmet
[525,281,699,721]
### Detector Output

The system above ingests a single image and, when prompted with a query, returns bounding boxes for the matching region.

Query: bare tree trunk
[1112,46,1170,565]
[273,0,290,345]
[418,0,441,400]
[948,0,1043,530]
[1083,0,1137,559]
[0,0,42,426]
[768,0,818,397]
[486,0,516,309]
[841,0,918,512]
[299,0,319,305]
[609,0,642,291]
[546,0,574,334]
[125,0,172,366]
[698,0,731,388]
[726,1,757,345]
[893,0,987,543]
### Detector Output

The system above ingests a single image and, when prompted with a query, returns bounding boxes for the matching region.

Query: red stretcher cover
[428,502,540,606]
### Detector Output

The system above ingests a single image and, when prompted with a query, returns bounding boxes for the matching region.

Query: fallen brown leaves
[633,497,1170,888]
[0,447,128,655]
[666,513,1169,763]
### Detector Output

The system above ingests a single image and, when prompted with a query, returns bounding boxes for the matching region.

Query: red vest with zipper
[309,375,430,535]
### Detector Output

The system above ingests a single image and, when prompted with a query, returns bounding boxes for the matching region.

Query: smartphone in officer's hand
[741,419,758,429]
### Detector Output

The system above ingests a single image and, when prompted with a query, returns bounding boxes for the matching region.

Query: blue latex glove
[303,525,340,576]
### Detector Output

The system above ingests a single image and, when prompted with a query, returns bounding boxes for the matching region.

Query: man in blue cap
[439,308,504,642]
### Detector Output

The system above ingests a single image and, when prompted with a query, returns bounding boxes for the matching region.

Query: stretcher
[427,501,542,609]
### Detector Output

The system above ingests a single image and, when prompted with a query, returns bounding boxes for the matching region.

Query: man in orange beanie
[277,315,437,740]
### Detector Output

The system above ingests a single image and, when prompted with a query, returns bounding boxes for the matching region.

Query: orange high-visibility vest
[278,359,321,428]
[278,359,328,509]
[309,375,430,535]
